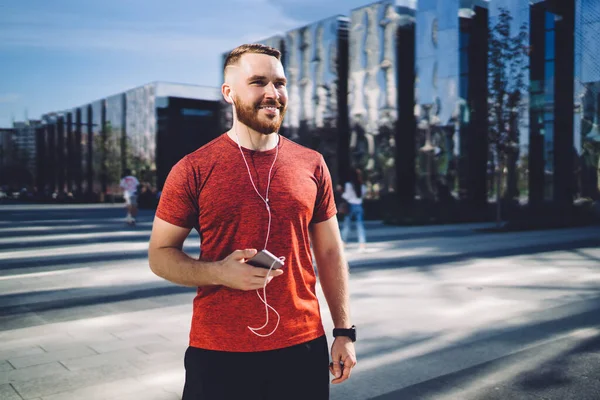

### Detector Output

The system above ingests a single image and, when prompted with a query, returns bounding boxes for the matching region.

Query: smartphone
[246,249,285,269]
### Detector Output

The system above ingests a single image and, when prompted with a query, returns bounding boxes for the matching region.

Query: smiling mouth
[258,106,279,112]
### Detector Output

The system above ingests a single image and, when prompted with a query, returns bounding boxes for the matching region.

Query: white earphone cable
[232,123,282,337]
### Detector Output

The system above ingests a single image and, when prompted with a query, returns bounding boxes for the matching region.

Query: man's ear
[221,84,234,104]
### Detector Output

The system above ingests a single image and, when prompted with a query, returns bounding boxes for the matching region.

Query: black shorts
[182,335,330,400]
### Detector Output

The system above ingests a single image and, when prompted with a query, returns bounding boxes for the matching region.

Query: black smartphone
[246,249,285,269]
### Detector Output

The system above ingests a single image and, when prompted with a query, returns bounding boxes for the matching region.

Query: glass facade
[416,0,460,202]
[125,83,156,187]
[34,82,221,202]
[105,94,125,198]
[349,1,416,199]
[574,0,600,200]
[415,0,488,206]
[26,0,599,214]
[90,100,104,197]
[284,16,349,186]
[489,0,531,203]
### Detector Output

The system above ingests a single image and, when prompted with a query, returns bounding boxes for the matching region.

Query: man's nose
[264,82,279,99]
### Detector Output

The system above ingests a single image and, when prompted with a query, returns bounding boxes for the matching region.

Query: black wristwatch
[333,325,356,342]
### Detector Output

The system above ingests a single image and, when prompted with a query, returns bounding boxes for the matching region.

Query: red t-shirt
[155,133,337,352]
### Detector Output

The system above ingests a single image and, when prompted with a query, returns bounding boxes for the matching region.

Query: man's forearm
[315,249,352,328]
[149,246,221,287]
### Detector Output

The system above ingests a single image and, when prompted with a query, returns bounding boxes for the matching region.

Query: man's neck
[228,122,278,151]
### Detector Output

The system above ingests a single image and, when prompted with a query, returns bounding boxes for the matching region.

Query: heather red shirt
[155,133,337,352]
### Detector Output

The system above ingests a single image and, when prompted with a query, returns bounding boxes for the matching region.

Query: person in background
[119,169,139,225]
[341,168,367,251]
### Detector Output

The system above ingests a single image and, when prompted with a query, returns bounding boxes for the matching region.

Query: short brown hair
[223,43,282,73]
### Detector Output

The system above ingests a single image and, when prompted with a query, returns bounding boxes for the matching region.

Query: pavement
[0,204,599,400]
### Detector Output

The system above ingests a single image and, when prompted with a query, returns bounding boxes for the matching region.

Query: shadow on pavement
[357,297,600,400]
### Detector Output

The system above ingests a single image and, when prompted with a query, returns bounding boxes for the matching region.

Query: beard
[232,96,287,135]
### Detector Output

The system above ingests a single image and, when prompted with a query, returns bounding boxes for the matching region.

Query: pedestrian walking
[341,168,367,251]
[148,43,356,400]
[119,169,139,225]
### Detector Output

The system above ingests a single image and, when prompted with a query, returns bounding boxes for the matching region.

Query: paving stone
[0,360,15,373]
[0,362,69,385]
[60,348,145,372]
[135,368,185,392]
[0,346,45,363]
[9,345,96,369]
[40,378,141,400]
[111,387,181,400]
[136,342,186,356]
[88,334,169,354]
[0,383,23,400]
[0,333,74,353]
[10,363,132,399]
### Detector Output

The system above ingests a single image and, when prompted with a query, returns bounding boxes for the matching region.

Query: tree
[488,7,529,226]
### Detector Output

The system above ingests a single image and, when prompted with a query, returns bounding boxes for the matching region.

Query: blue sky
[0,0,379,127]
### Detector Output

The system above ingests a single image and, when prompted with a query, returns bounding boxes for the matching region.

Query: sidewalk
[1,207,599,399]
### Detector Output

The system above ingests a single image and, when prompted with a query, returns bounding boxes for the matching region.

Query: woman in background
[341,168,367,251]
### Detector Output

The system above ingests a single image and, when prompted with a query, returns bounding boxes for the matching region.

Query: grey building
[415,0,489,207]
[36,82,222,201]
[348,0,416,201]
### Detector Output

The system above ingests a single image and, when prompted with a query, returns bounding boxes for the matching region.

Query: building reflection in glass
[284,16,349,185]
[349,1,416,200]
[415,0,488,206]
[105,94,125,198]
[90,100,104,198]
[489,0,531,204]
[125,84,157,188]
[574,0,600,200]
[416,0,460,202]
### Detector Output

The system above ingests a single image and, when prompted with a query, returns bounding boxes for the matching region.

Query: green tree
[488,7,529,226]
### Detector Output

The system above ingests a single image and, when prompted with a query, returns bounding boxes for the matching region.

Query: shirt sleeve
[311,155,338,224]
[155,157,199,229]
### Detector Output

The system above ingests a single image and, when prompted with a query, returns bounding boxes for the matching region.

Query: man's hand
[329,337,357,384]
[216,249,284,290]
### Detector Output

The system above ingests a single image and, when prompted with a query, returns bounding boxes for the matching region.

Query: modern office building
[0,128,15,169]
[415,0,489,207]
[11,120,41,179]
[525,0,600,206]
[35,82,222,201]
[574,0,600,201]
[348,0,416,201]
[283,15,350,185]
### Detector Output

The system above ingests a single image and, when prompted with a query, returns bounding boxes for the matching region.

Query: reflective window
[91,100,103,196]
[545,30,555,61]
[544,10,555,30]
[105,94,124,199]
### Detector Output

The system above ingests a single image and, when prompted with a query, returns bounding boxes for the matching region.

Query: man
[148,43,356,399]
[119,169,139,225]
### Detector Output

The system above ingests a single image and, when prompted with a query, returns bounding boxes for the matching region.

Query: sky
[0,0,386,128]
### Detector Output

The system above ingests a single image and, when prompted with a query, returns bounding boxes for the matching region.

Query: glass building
[35,82,222,201]
[283,15,350,185]
[415,0,489,207]
[574,0,600,201]
[220,20,350,186]
[348,1,416,201]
